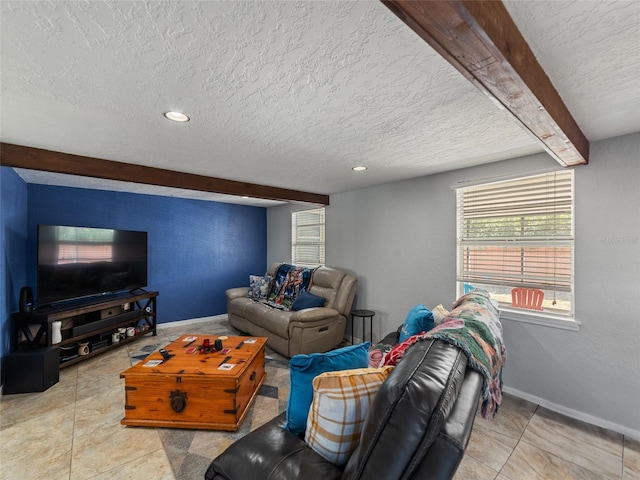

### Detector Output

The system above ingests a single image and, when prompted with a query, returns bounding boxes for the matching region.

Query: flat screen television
[37,225,148,306]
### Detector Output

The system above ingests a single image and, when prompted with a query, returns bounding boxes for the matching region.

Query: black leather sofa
[205,332,483,480]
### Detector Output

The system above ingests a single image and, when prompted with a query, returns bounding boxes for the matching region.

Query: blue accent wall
[26,184,267,324]
[0,167,29,381]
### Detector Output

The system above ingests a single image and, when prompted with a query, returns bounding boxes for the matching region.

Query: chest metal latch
[170,389,187,413]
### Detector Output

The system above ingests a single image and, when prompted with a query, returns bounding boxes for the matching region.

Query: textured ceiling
[1,1,639,205]
[504,0,640,142]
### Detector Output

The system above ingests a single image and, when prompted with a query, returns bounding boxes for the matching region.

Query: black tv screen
[37,225,148,306]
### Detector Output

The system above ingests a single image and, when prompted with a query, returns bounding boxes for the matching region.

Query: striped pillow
[304,366,394,466]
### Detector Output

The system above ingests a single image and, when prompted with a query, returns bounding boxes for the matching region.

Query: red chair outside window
[511,287,544,311]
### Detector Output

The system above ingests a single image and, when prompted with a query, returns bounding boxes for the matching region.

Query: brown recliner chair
[204,336,483,480]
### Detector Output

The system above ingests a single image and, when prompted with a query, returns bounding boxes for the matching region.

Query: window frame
[455,170,578,331]
[291,207,325,268]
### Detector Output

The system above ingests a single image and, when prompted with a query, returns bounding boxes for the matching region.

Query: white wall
[266,203,313,268]
[267,133,640,438]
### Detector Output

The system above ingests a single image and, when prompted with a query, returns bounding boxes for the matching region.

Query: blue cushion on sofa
[399,304,435,342]
[285,342,371,436]
[291,292,326,311]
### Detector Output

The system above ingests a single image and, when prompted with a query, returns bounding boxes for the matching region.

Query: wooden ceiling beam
[0,143,330,206]
[382,0,589,167]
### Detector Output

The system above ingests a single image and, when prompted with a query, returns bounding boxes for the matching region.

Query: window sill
[498,307,580,331]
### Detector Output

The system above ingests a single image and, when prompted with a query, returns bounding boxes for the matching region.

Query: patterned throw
[383,290,506,419]
[266,264,316,310]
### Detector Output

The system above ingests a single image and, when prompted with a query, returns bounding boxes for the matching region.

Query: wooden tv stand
[12,290,158,369]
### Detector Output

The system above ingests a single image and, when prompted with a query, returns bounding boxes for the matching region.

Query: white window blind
[292,208,325,267]
[457,170,574,316]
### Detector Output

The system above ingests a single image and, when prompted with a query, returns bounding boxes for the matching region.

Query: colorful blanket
[267,264,315,310]
[383,290,506,419]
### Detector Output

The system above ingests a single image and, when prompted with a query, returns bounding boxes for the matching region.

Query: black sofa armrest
[205,413,342,480]
[410,369,483,479]
[342,340,477,480]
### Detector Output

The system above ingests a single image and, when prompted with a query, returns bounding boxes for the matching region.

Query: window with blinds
[456,170,574,316]
[292,208,325,268]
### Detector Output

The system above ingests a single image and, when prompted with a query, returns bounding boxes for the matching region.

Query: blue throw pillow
[285,342,371,436]
[398,304,435,342]
[291,292,326,311]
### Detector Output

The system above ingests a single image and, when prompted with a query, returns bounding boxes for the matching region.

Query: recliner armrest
[290,307,340,323]
[205,413,342,480]
[226,287,249,301]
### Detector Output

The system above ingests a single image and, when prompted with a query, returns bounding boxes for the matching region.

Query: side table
[350,309,376,343]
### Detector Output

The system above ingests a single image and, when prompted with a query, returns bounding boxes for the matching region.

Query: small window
[292,208,325,268]
[456,170,574,318]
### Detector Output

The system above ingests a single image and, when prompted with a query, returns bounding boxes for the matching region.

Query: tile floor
[1,318,639,480]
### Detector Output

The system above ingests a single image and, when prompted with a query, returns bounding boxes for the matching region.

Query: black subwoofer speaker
[3,347,59,394]
[19,286,34,313]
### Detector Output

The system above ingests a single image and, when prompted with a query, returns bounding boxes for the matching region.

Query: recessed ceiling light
[164,111,190,122]
[352,166,367,172]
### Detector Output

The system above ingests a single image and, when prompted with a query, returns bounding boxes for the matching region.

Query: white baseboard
[156,314,227,330]
[503,385,640,441]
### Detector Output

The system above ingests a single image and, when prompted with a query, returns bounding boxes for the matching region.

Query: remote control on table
[159,348,174,359]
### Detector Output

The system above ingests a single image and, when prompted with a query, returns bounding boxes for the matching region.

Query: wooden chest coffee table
[120,334,266,430]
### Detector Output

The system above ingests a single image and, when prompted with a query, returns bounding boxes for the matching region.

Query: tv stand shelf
[12,290,158,369]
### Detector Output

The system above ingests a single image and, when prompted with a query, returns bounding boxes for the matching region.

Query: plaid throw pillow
[304,366,394,466]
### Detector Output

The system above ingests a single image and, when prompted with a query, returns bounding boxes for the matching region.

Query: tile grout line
[68,366,79,480]
[511,406,625,480]
[621,436,627,479]
[495,403,539,478]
